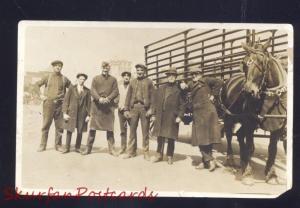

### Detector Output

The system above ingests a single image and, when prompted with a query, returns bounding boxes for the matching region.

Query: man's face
[122,74,131,83]
[52,64,63,74]
[77,76,86,86]
[136,67,145,78]
[167,74,177,83]
[102,66,110,76]
[192,73,202,82]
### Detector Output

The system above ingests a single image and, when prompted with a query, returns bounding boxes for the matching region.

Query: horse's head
[241,39,271,99]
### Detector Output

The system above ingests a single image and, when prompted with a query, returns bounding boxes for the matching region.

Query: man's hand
[146,109,152,117]
[40,95,47,101]
[63,113,70,121]
[104,97,110,104]
[180,82,188,90]
[99,97,105,104]
[85,116,90,122]
[175,117,182,123]
[209,95,215,102]
[150,116,156,122]
[124,111,131,119]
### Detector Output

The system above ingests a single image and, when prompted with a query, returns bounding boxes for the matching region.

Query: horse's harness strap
[262,85,287,97]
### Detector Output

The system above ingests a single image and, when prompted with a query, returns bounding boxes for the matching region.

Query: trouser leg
[65,131,72,151]
[53,103,63,147]
[199,144,214,163]
[75,132,82,150]
[118,110,128,152]
[40,100,55,148]
[86,129,96,153]
[127,108,139,156]
[140,107,150,153]
[156,136,165,157]
[167,138,175,157]
[107,131,116,153]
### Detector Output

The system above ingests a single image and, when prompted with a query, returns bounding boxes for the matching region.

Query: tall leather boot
[107,131,118,156]
[75,133,82,153]
[81,130,95,155]
[62,131,72,153]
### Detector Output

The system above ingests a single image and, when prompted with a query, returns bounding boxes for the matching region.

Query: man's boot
[107,137,118,156]
[81,134,95,155]
[62,132,72,154]
[75,133,82,153]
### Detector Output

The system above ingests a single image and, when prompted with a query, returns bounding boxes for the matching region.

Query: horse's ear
[241,42,254,53]
[263,38,271,51]
[241,42,250,52]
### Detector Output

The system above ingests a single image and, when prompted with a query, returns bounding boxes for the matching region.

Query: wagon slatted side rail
[144,28,288,139]
[145,29,288,86]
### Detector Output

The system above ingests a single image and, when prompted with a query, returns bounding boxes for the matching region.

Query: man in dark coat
[123,64,154,160]
[81,62,119,156]
[34,60,71,152]
[151,67,185,165]
[61,73,91,153]
[182,67,223,171]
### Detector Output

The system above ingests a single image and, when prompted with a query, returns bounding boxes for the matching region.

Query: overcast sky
[24,26,183,84]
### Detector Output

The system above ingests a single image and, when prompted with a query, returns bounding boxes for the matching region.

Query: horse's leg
[224,116,236,167]
[236,126,247,171]
[265,130,280,184]
[240,126,255,186]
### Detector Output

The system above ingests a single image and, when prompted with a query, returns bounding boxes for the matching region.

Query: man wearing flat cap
[61,73,91,153]
[181,66,223,171]
[34,60,71,152]
[123,64,154,160]
[115,70,132,155]
[82,61,119,156]
[151,67,185,164]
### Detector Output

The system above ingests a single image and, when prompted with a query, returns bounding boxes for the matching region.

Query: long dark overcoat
[62,85,91,133]
[151,83,185,139]
[189,77,223,146]
[90,75,119,131]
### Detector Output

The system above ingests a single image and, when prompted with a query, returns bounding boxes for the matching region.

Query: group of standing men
[34,59,223,171]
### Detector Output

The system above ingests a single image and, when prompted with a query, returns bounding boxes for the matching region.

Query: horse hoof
[266,176,280,185]
[242,176,254,186]
[265,166,279,185]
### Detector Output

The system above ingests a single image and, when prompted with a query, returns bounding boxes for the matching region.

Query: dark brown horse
[220,39,287,185]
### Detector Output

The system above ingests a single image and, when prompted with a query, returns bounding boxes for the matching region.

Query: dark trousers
[156,136,175,157]
[127,104,150,155]
[199,144,214,163]
[86,129,115,152]
[118,109,130,152]
[65,131,83,150]
[40,100,63,148]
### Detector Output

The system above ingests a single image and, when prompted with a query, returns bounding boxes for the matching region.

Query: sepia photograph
[16,21,293,198]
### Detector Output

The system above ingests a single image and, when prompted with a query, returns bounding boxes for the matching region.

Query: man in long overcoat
[61,73,91,153]
[123,64,154,160]
[151,68,185,164]
[81,62,119,156]
[34,60,71,152]
[182,67,223,171]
